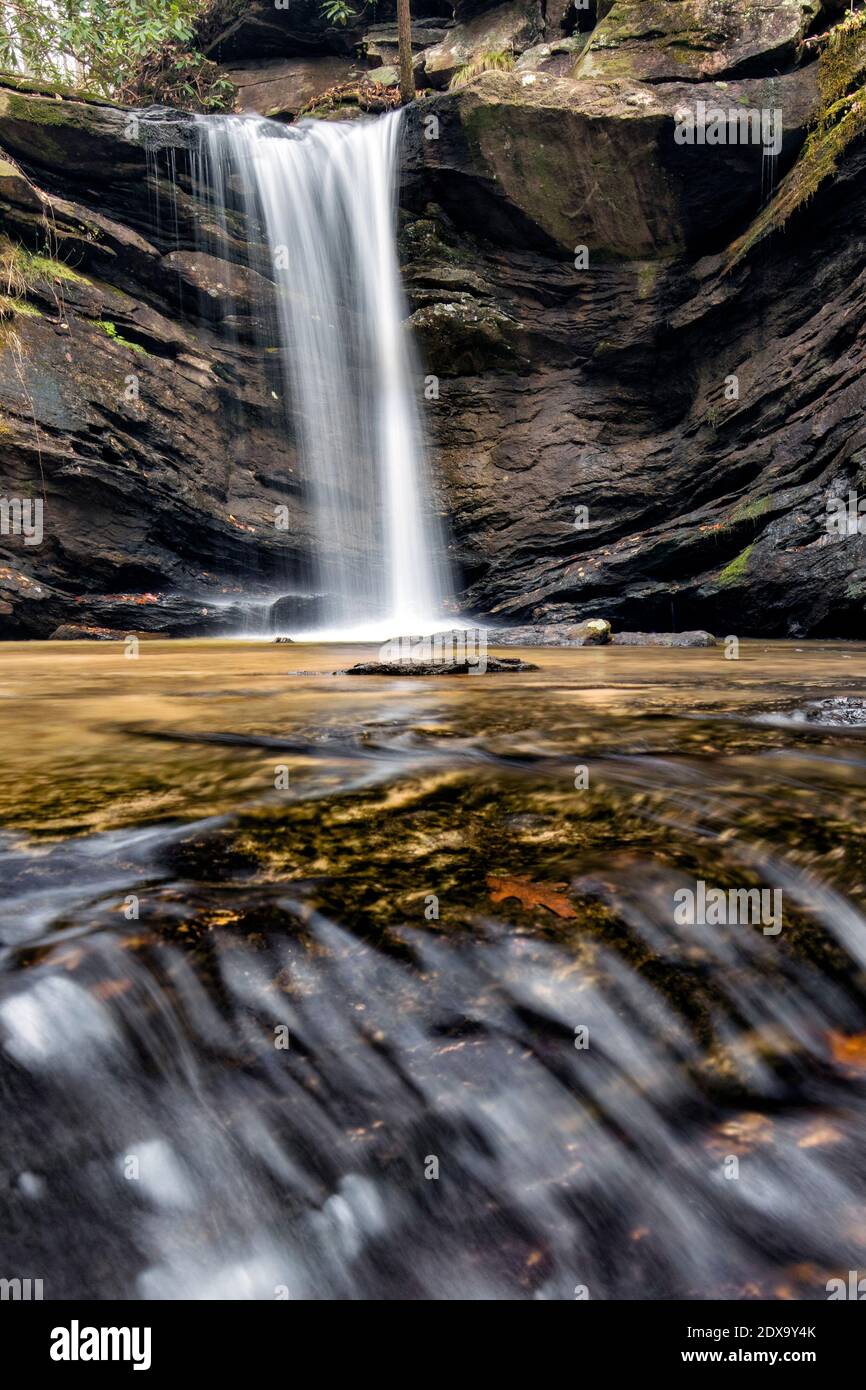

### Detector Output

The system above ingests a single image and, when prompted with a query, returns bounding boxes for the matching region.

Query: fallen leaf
[486,874,577,920]
[92,979,132,1002]
[827,1031,866,1070]
[797,1122,843,1149]
[705,1111,774,1155]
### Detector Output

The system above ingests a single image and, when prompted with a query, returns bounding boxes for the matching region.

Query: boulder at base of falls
[269,594,327,629]
[340,657,539,674]
[611,630,718,647]
[490,620,612,646]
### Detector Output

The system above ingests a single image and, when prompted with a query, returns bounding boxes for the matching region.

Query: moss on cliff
[729,11,866,264]
[717,542,755,586]
[730,496,770,523]
[94,319,150,355]
[0,295,41,319]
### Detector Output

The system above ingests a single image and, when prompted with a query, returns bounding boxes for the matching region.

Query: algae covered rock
[407,296,518,374]
[576,0,822,83]
[409,67,816,257]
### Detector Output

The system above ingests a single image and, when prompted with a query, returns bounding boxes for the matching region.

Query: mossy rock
[408,296,517,375]
[0,85,142,177]
[728,12,866,264]
[576,0,821,83]
[717,542,755,587]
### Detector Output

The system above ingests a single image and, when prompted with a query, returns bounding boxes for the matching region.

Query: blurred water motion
[1,639,866,1299]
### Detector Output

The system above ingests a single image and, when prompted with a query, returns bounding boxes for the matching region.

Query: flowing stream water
[2,640,866,1299]
[3,110,866,1304]
[194,112,449,639]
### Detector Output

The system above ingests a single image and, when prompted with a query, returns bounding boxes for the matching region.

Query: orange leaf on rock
[797,1122,843,1149]
[92,979,132,1002]
[705,1111,774,1155]
[486,874,577,919]
[827,1030,866,1070]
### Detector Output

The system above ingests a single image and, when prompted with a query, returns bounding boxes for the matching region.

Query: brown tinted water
[2,639,866,1299]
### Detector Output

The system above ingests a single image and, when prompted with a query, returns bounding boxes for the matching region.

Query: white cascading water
[196,112,449,639]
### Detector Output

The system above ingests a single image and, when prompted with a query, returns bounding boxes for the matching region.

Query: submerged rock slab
[491,620,612,646]
[611,630,718,647]
[341,656,539,674]
[49,624,126,640]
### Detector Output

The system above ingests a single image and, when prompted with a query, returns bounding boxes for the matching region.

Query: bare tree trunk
[396,0,415,104]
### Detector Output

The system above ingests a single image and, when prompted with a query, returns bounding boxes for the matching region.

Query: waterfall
[195,112,450,639]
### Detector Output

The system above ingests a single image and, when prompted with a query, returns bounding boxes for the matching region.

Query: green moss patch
[0,295,41,319]
[730,495,771,523]
[717,542,755,586]
[94,319,149,355]
[24,250,90,286]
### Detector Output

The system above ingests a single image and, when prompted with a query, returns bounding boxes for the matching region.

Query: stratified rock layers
[1,0,865,638]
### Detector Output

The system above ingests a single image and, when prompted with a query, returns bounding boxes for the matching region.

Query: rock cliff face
[1,0,865,637]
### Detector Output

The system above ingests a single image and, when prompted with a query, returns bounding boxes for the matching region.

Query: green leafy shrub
[0,0,234,110]
[321,0,358,24]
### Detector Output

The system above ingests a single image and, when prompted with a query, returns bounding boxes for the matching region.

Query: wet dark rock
[225,56,359,119]
[399,51,866,639]
[269,593,326,630]
[49,624,127,640]
[1,0,865,640]
[341,656,539,674]
[203,0,453,64]
[404,68,816,257]
[611,631,718,648]
[362,19,454,69]
[0,84,317,639]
